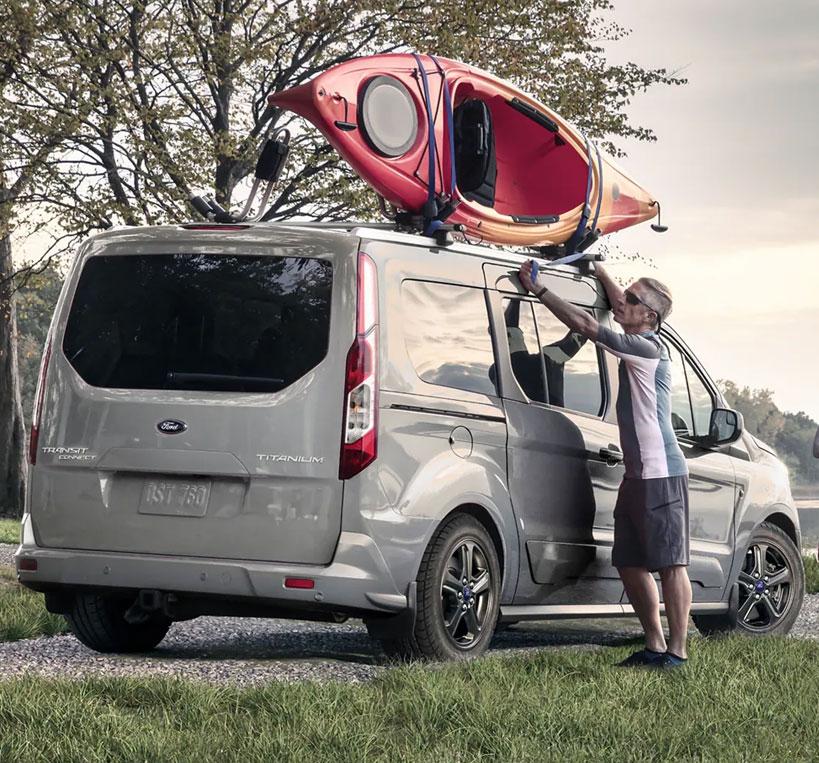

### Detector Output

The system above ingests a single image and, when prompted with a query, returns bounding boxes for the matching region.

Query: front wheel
[694,522,804,637]
[367,514,501,661]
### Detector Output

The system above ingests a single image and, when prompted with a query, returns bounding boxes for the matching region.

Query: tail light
[28,336,52,466]
[339,252,378,479]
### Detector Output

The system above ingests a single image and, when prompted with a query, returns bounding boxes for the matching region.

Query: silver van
[15,222,804,660]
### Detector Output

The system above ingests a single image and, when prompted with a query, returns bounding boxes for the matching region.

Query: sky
[599,0,819,420]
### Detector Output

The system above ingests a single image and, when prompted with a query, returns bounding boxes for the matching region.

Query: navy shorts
[612,475,690,572]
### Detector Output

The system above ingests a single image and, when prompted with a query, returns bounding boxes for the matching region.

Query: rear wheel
[694,522,804,637]
[367,514,501,661]
[66,593,171,653]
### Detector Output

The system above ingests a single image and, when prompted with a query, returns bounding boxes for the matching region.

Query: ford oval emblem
[157,419,187,434]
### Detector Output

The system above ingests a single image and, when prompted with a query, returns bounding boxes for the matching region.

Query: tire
[66,593,172,653]
[368,514,501,661]
[694,522,804,637]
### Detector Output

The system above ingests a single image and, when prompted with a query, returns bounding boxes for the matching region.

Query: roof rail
[269,220,397,230]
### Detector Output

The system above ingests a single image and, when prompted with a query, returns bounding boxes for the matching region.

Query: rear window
[63,254,332,392]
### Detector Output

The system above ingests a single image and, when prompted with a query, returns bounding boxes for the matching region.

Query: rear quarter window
[62,253,332,392]
[401,280,497,397]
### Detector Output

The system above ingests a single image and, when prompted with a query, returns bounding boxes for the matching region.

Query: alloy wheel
[736,540,794,632]
[439,539,494,650]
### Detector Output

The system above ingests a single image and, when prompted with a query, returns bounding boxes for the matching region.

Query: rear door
[30,226,357,564]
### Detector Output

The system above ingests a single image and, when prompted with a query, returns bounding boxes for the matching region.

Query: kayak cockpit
[450,84,588,221]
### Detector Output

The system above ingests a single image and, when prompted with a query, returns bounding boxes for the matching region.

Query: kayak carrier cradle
[190,128,291,223]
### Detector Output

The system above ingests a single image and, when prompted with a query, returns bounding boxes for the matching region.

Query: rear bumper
[14,515,407,616]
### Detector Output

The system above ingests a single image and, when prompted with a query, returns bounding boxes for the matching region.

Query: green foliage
[0,566,68,641]
[0,519,19,544]
[805,555,819,594]
[1,636,819,760]
[721,380,819,486]
[15,264,63,425]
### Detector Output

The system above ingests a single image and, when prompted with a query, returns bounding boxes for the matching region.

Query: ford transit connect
[15,222,804,660]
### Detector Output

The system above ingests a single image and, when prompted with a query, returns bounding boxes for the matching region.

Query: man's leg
[659,565,692,659]
[618,566,666,653]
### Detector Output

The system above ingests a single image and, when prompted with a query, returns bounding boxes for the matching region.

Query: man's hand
[518,260,540,294]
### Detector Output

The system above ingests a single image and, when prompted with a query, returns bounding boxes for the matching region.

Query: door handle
[599,445,623,465]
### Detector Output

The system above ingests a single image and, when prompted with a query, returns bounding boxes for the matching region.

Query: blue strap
[545,249,588,267]
[546,139,604,266]
[429,54,457,198]
[564,134,596,255]
[411,53,438,226]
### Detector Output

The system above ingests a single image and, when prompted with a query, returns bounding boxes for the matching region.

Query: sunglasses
[624,290,655,312]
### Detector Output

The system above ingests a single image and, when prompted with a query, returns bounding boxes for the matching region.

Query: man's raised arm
[592,263,625,309]
[518,261,599,340]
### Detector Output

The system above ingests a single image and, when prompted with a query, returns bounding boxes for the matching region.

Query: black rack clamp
[188,194,237,223]
[245,128,291,221]
[393,210,465,246]
[430,222,466,247]
[189,128,292,224]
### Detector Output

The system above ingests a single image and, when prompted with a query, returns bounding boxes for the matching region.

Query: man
[518,260,690,669]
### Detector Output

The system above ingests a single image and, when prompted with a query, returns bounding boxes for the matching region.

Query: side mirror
[704,408,743,446]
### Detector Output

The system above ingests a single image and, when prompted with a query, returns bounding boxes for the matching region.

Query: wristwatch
[534,285,548,299]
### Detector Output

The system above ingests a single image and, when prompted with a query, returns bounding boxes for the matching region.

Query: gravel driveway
[2,543,816,686]
[0,544,16,567]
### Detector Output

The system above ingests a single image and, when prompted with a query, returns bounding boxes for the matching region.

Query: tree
[1,0,684,515]
[31,0,684,231]
[0,0,80,514]
[721,380,819,486]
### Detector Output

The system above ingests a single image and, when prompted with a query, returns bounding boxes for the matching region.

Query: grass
[0,519,19,545]
[0,567,67,642]
[0,553,813,760]
[0,637,818,762]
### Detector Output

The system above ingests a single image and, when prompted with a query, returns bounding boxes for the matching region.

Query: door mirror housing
[703,408,743,446]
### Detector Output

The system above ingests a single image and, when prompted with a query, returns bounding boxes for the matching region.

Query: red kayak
[268,53,659,247]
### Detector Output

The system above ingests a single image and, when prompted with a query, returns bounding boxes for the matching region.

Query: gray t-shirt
[596,326,688,480]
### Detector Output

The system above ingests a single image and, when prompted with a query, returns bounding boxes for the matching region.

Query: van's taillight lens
[284,577,315,589]
[340,252,378,480]
[28,337,52,466]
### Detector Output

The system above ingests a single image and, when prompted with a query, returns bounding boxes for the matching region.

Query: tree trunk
[0,227,27,517]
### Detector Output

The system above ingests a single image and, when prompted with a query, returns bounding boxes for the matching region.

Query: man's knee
[617,566,652,585]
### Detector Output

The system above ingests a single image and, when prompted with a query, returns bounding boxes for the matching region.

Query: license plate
[138,478,211,517]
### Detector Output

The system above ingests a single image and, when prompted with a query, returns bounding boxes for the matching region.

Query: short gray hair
[637,277,673,325]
